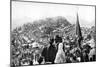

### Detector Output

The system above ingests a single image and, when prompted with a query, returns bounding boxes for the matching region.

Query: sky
[12,1,95,30]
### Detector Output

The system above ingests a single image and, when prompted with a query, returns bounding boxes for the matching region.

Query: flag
[75,13,82,47]
[76,13,82,40]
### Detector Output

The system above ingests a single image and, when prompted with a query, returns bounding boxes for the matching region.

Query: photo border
[10,0,96,67]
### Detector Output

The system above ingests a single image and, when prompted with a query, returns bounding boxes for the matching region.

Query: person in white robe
[33,53,39,65]
[54,43,66,63]
[88,48,96,61]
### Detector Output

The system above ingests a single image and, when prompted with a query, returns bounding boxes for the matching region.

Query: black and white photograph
[11,0,96,67]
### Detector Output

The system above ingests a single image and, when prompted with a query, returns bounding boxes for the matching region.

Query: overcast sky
[12,1,95,30]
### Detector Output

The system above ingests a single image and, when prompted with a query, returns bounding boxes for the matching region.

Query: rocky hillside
[11,16,95,45]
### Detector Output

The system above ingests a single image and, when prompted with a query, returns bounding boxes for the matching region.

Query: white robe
[54,43,66,63]
[33,53,39,65]
[88,48,96,59]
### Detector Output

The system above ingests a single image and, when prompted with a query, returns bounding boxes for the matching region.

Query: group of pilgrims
[40,34,96,64]
[11,34,96,67]
[11,14,96,67]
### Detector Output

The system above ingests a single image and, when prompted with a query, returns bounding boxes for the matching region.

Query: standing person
[55,35,62,51]
[32,53,39,65]
[54,43,66,63]
[85,34,96,61]
[41,38,57,64]
[87,34,96,61]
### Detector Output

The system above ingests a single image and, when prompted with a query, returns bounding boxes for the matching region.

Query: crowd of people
[11,32,96,67]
